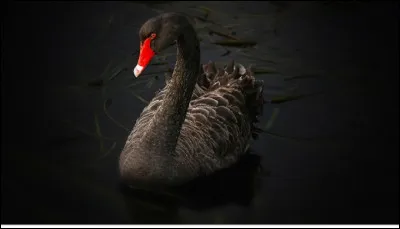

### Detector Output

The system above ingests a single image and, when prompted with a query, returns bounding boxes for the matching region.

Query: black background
[1,1,398,224]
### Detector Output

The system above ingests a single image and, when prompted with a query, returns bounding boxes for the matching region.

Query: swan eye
[142,33,156,42]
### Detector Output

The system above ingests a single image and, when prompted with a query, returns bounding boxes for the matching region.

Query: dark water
[2,1,398,224]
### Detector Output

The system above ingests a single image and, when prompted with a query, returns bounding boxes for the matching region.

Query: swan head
[134,12,191,77]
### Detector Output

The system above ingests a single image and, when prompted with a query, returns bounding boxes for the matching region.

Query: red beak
[133,37,155,77]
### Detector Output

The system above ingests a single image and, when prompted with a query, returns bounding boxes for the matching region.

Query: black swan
[119,12,264,187]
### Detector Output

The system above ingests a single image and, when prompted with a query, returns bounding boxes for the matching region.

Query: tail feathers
[245,76,264,140]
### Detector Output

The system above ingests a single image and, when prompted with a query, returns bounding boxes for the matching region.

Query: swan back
[174,61,264,176]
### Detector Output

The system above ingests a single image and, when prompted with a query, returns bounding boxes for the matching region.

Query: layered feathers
[125,60,264,180]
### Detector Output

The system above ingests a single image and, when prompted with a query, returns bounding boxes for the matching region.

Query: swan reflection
[120,153,265,224]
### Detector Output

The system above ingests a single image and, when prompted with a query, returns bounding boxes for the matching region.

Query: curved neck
[142,25,200,154]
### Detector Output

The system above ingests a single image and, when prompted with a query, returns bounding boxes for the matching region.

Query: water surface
[2,1,398,224]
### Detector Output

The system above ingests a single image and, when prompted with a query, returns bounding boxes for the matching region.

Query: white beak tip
[133,65,144,78]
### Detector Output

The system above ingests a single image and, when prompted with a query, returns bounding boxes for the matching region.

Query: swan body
[119,13,264,187]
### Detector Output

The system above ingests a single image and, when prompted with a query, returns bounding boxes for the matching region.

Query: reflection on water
[120,153,264,224]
